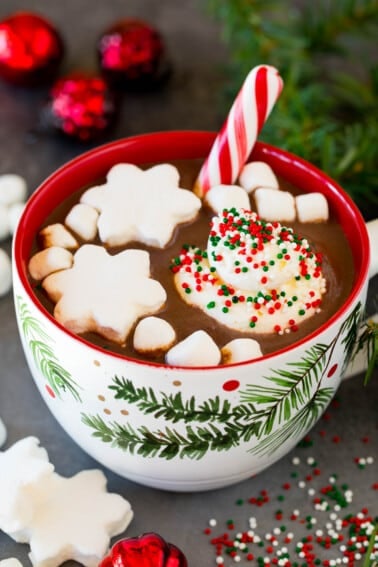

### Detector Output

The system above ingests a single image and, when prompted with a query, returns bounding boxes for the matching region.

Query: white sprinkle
[298,481,306,488]
[216,557,224,565]
[273,527,281,535]
[209,518,217,527]
[292,457,301,465]
[308,488,315,496]
[307,457,315,465]
[316,530,324,537]
[330,512,338,521]
[367,456,374,464]
[234,555,241,563]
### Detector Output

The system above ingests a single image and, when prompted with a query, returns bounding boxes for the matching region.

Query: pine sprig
[16,296,82,401]
[240,343,330,436]
[206,0,378,211]
[81,412,261,460]
[250,387,334,456]
[109,375,258,424]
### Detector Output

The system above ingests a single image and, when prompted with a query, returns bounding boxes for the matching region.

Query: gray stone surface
[0,1,377,566]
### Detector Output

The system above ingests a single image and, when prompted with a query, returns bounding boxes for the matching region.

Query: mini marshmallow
[28,247,73,281]
[0,203,10,241]
[239,161,279,193]
[0,559,23,567]
[0,248,12,296]
[221,338,262,364]
[165,330,221,367]
[133,316,176,354]
[65,203,99,241]
[0,174,27,207]
[295,193,329,223]
[367,218,378,279]
[39,223,78,250]
[0,416,6,447]
[255,187,296,222]
[205,184,250,214]
[7,202,26,235]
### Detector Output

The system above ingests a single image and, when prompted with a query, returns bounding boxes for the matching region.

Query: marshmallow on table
[0,559,23,567]
[65,204,99,241]
[205,184,250,214]
[39,223,78,250]
[221,338,262,364]
[28,247,73,282]
[0,174,27,207]
[255,187,296,222]
[7,202,26,235]
[0,416,6,447]
[296,193,329,223]
[0,437,54,535]
[0,203,10,241]
[133,316,176,355]
[12,470,133,567]
[165,330,221,367]
[239,161,279,193]
[0,248,12,296]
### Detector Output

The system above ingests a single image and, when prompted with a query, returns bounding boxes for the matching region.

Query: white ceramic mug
[12,132,378,491]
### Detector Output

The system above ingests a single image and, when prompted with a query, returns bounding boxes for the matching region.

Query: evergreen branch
[249,387,334,456]
[16,296,82,401]
[82,412,261,460]
[240,342,330,435]
[206,0,378,208]
[362,522,378,567]
[109,375,258,424]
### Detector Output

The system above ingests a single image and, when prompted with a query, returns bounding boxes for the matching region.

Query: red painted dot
[222,380,240,392]
[45,384,56,398]
[327,363,338,377]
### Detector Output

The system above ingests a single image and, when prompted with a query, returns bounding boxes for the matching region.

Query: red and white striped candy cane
[194,65,283,198]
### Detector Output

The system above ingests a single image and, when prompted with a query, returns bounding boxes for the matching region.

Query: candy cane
[194,65,283,198]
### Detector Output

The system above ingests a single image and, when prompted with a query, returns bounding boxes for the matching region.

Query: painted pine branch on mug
[16,296,82,401]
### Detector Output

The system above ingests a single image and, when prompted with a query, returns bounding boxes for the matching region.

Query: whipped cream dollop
[172,208,326,335]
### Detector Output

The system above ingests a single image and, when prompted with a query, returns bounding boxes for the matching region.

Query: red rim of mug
[13,131,371,370]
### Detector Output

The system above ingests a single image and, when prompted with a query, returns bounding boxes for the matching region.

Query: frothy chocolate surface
[30,159,355,363]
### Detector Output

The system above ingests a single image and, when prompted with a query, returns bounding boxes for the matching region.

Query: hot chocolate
[28,158,355,365]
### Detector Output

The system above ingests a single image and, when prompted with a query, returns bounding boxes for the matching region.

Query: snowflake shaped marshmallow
[13,470,133,567]
[80,163,201,248]
[0,437,53,535]
[43,245,167,344]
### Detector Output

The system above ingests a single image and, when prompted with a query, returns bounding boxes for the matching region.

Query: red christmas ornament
[100,532,188,567]
[97,19,171,90]
[43,73,117,142]
[0,12,64,86]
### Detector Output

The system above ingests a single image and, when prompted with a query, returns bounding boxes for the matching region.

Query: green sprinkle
[305,274,311,280]
[210,267,216,272]
[207,301,216,309]
[247,296,253,302]
[299,309,306,316]
[242,267,249,272]
[249,322,256,328]
[277,253,283,259]
[185,288,191,294]
[263,266,269,272]
[278,495,285,501]
[235,498,244,506]
[222,307,229,313]
[232,296,239,304]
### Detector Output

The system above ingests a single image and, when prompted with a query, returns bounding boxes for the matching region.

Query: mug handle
[343,218,378,379]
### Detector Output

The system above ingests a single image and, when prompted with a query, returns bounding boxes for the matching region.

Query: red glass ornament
[43,73,116,142]
[0,11,64,86]
[100,532,188,567]
[97,19,171,90]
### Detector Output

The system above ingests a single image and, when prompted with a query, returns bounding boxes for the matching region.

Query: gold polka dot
[103,408,111,415]
[120,409,129,416]
[93,360,101,366]
[98,394,106,402]
[172,380,182,387]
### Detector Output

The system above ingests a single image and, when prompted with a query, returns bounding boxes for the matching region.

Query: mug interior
[14,131,370,366]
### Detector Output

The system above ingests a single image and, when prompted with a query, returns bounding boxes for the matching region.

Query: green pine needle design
[81,413,260,460]
[240,343,330,437]
[16,296,81,401]
[109,375,257,424]
[83,304,363,460]
[250,387,334,456]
